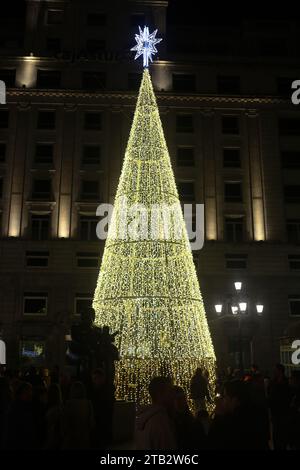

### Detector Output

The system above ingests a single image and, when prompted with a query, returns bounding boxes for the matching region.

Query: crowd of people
[0,363,300,450]
[0,366,114,450]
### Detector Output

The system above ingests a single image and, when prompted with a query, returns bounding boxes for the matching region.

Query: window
[172,74,196,92]
[287,219,300,244]
[223,148,241,168]
[0,69,15,88]
[84,112,102,130]
[289,296,300,316]
[86,39,106,54]
[225,253,248,269]
[288,255,300,270]
[20,341,45,365]
[36,70,61,89]
[26,251,49,267]
[37,111,56,130]
[279,118,300,137]
[31,215,50,240]
[177,147,195,167]
[225,182,243,203]
[225,217,244,243]
[281,151,300,169]
[222,116,239,135]
[0,110,9,128]
[82,72,106,90]
[128,73,142,91]
[46,38,61,55]
[82,145,101,165]
[74,294,93,316]
[0,143,6,162]
[177,182,195,202]
[277,78,296,97]
[35,144,54,164]
[47,9,64,25]
[32,179,52,200]
[81,180,99,200]
[77,252,99,268]
[87,13,106,27]
[176,115,194,133]
[131,13,146,28]
[80,216,98,241]
[217,76,241,94]
[284,185,300,203]
[23,293,48,315]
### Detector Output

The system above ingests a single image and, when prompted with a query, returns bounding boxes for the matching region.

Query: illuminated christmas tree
[93,27,216,404]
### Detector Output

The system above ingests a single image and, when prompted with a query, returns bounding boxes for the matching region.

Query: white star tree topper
[131,26,162,68]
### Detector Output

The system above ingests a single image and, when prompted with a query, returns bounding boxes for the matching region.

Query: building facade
[0,0,300,374]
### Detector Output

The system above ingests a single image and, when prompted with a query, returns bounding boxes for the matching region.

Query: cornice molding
[7,89,292,108]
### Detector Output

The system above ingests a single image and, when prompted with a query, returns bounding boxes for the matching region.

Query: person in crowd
[172,385,207,450]
[2,381,38,450]
[208,379,269,450]
[44,383,63,449]
[32,384,48,448]
[61,381,95,450]
[190,368,209,413]
[268,364,291,450]
[89,368,113,449]
[0,377,12,447]
[287,370,300,450]
[135,376,177,450]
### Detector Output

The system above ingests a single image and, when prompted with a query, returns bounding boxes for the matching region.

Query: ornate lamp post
[214,282,264,374]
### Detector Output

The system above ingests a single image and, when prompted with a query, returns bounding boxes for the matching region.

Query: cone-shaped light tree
[93,29,216,404]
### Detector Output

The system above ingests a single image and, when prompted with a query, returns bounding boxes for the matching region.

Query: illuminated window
[23,293,48,316]
[20,341,46,365]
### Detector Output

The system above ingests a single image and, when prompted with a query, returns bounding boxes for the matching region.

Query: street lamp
[214,282,264,374]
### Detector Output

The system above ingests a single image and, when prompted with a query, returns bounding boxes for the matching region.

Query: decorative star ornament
[131,26,162,68]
